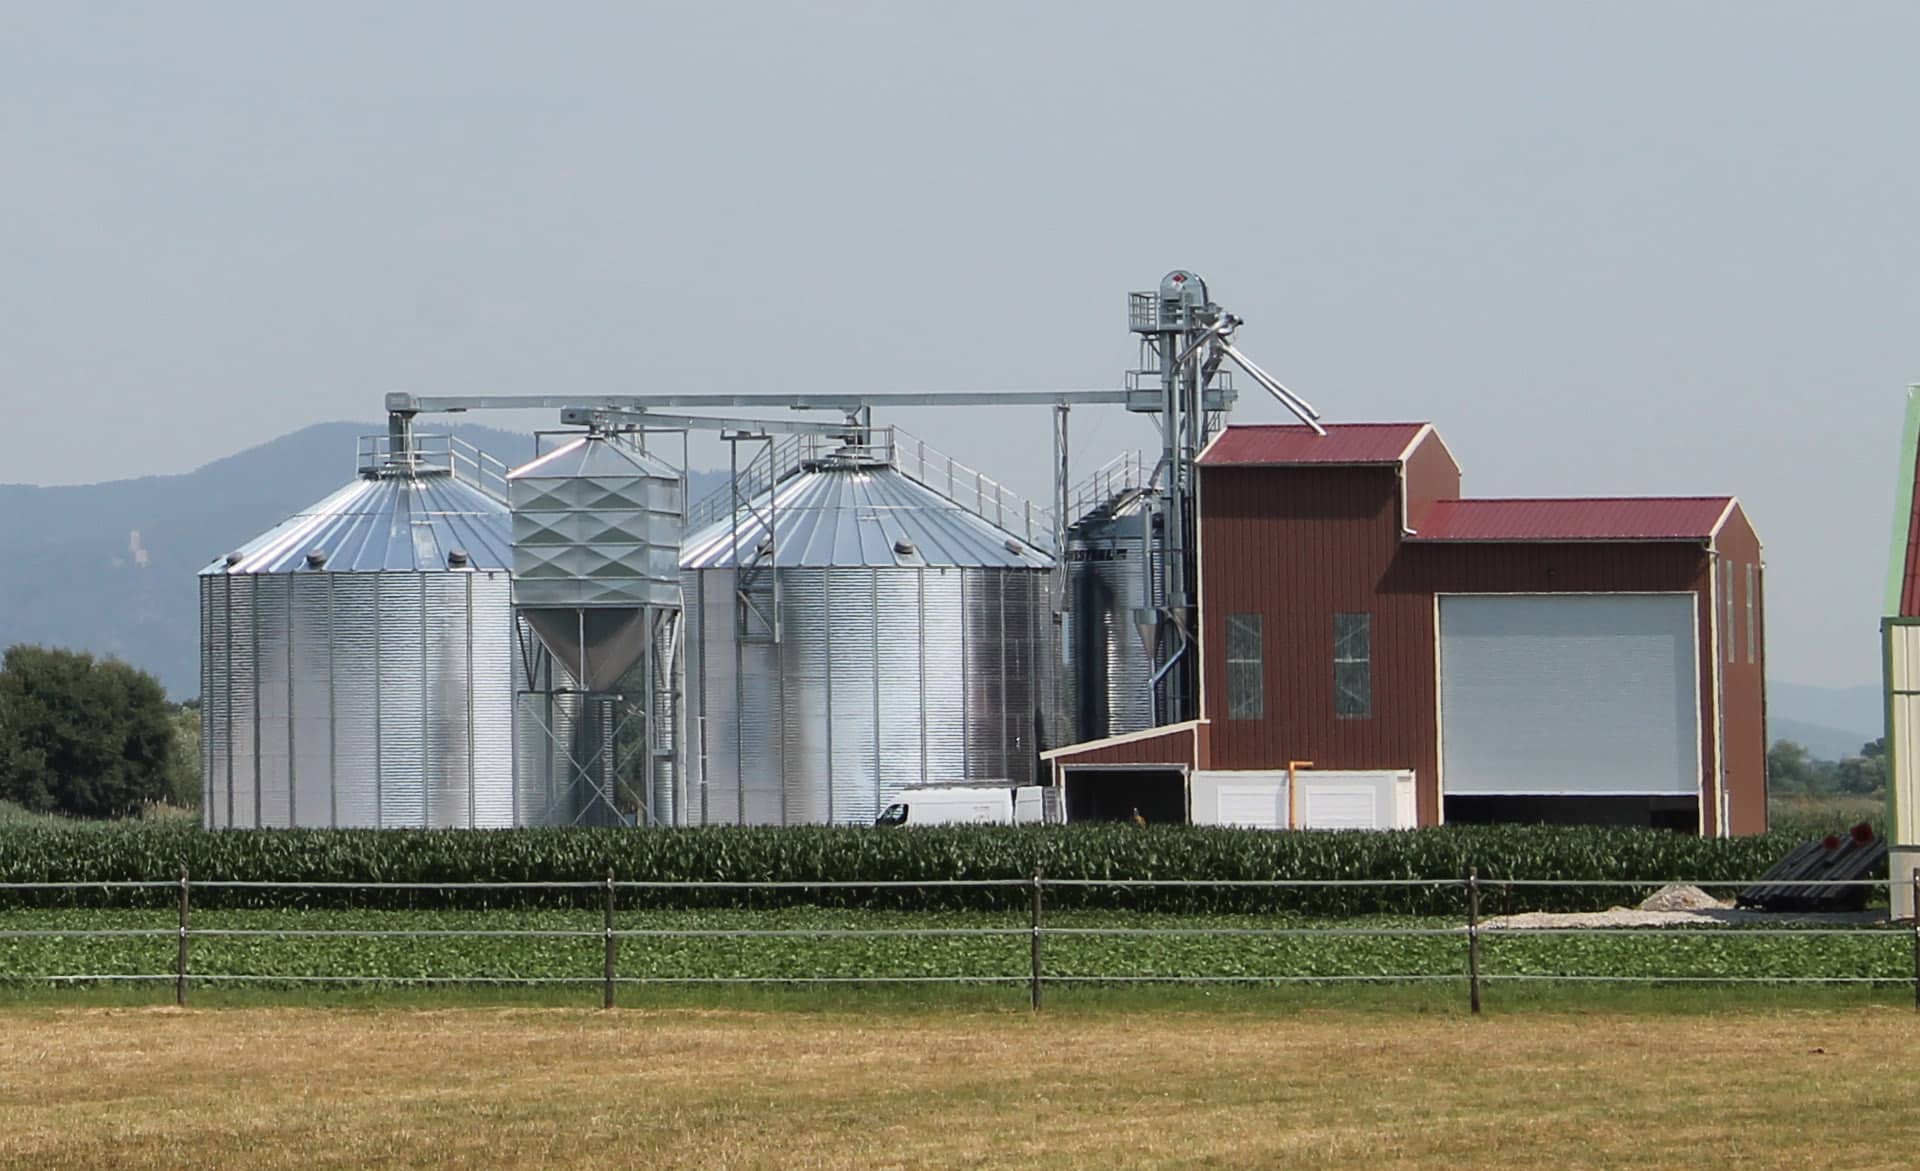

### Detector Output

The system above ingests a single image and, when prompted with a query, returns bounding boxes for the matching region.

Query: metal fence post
[176,866,190,1008]
[1466,868,1482,1016]
[1030,871,1044,1012]
[1911,872,1919,1014]
[604,870,617,1010]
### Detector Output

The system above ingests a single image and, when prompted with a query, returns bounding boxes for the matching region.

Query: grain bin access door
[1438,595,1700,811]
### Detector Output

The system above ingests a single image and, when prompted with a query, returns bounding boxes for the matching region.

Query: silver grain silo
[681,442,1055,826]
[1063,486,1160,742]
[198,433,522,829]
[509,428,684,826]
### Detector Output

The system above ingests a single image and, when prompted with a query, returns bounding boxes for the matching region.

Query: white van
[875,783,1059,827]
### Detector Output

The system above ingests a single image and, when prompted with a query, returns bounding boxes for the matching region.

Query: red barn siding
[1198,456,1753,832]
[1198,465,1441,816]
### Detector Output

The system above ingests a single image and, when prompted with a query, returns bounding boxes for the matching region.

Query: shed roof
[1197,422,1432,467]
[1407,497,1737,543]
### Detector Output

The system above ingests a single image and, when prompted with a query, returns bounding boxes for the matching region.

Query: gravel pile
[1636,884,1727,912]
[1478,904,1886,930]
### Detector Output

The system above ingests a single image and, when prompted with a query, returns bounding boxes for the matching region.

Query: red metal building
[1046,422,1767,836]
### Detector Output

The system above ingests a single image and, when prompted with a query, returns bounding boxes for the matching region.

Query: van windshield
[874,804,908,827]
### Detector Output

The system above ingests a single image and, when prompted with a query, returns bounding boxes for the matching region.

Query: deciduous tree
[0,644,175,819]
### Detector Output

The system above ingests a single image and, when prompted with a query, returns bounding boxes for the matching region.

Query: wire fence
[1,873,1915,1014]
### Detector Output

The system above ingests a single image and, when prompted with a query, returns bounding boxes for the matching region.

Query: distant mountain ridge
[0,422,723,697]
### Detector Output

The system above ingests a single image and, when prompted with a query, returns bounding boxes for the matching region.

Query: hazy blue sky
[3,2,1915,688]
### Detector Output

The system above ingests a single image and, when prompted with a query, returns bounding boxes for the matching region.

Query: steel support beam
[387,389,1232,416]
[557,406,857,438]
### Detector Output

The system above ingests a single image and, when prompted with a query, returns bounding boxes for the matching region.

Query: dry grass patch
[2,1004,1917,1170]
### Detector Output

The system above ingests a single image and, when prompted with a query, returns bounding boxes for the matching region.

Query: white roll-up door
[1439,595,1699,796]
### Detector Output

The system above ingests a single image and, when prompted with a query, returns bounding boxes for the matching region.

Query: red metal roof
[1408,497,1736,542]
[1197,422,1431,467]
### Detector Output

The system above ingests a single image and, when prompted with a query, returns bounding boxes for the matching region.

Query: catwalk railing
[1,875,1914,1013]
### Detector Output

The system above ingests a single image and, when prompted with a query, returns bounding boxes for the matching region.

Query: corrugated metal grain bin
[198,435,524,828]
[1063,486,1159,743]
[680,448,1055,825]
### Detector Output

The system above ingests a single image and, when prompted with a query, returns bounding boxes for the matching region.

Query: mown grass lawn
[4,1003,1919,1170]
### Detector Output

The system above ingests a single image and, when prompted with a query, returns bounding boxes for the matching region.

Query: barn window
[1225,613,1263,720]
[1334,612,1371,719]
[1746,564,1758,664]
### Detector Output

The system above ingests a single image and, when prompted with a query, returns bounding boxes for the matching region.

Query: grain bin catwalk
[679,433,1056,825]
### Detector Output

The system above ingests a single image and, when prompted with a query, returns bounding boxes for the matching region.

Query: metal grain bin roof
[680,461,1053,571]
[201,470,513,575]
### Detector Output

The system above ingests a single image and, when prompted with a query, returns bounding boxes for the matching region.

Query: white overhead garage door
[1439,594,1700,796]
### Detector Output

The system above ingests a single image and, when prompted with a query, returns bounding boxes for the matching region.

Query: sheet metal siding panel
[329,576,380,827]
[1401,430,1462,534]
[423,574,471,827]
[1715,506,1768,834]
[876,570,925,812]
[470,574,518,828]
[1893,626,1920,847]
[1065,501,1157,742]
[375,575,426,827]
[922,570,968,788]
[695,569,740,823]
[253,576,293,827]
[289,575,335,827]
[828,570,880,821]
[681,560,1045,823]
[737,635,782,826]
[200,578,227,828]
[679,574,702,825]
[1001,574,1041,779]
[962,570,1001,780]
[779,570,830,824]
[512,640,560,828]
[226,575,258,828]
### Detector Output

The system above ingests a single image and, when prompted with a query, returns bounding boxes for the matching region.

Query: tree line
[1766,737,1885,798]
[0,644,196,819]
